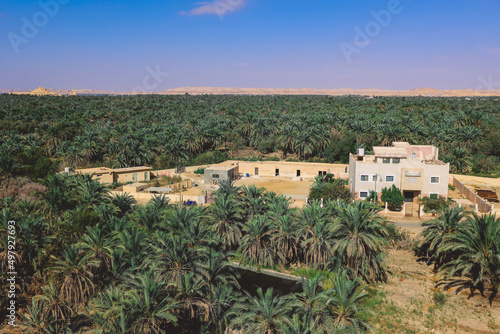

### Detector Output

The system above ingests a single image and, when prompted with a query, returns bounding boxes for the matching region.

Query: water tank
[357,148,365,156]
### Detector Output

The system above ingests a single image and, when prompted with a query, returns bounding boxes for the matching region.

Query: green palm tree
[282,314,322,334]
[207,193,243,249]
[439,213,500,297]
[21,297,64,334]
[37,282,74,327]
[229,287,295,334]
[78,225,118,278]
[148,194,171,210]
[270,214,300,265]
[293,273,328,325]
[240,215,273,266]
[77,180,110,207]
[112,193,137,217]
[331,202,388,283]
[323,271,371,332]
[48,244,96,306]
[122,270,179,333]
[144,233,204,283]
[417,205,469,269]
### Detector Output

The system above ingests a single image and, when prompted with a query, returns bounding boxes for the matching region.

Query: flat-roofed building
[207,160,348,179]
[349,142,449,203]
[75,166,153,184]
[204,164,240,184]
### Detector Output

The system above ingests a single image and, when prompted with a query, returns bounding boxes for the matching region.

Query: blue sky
[1,0,499,90]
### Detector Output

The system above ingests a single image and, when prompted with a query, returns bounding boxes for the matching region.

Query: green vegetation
[1,94,499,332]
[380,185,405,210]
[308,174,353,202]
[194,167,206,174]
[0,94,499,173]
[0,173,390,333]
[418,196,449,214]
[416,206,500,300]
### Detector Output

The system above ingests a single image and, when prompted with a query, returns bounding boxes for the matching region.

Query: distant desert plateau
[2,86,500,97]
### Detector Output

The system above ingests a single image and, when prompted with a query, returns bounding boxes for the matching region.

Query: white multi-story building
[349,142,449,203]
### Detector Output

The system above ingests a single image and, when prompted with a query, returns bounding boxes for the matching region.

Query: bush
[309,174,353,202]
[418,196,448,213]
[380,185,404,210]
[194,167,206,174]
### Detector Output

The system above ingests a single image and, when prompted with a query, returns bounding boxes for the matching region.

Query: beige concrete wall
[233,161,348,179]
[115,170,150,183]
[111,191,205,204]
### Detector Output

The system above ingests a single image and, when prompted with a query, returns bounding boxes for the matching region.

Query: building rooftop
[75,167,113,173]
[372,147,408,158]
[205,166,237,171]
[113,166,152,173]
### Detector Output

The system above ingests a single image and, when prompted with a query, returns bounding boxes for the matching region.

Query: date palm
[78,225,118,278]
[144,232,204,283]
[323,271,371,332]
[331,202,388,283]
[439,213,500,297]
[207,193,243,249]
[293,273,328,325]
[229,287,295,334]
[37,282,74,326]
[270,214,300,265]
[48,244,96,306]
[417,205,469,269]
[122,270,179,333]
[112,193,137,217]
[240,215,273,266]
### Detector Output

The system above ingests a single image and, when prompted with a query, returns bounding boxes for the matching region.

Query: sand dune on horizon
[2,86,500,97]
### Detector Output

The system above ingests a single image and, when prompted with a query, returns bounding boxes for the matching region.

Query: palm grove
[0,94,499,333]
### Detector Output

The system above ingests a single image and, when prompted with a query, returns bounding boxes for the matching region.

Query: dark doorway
[296,170,301,177]
[255,167,259,176]
[404,191,414,203]
[275,169,280,176]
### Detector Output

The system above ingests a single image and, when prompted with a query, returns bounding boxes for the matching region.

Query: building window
[393,158,400,163]
[144,172,148,181]
[132,173,137,182]
[382,158,390,164]
[430,176,440,184]
[429,193,439,199]
[212,174,220,179]
[360,191,369,198]
[360,174,369,182]
[385,175,395,182]
[318,171,327,176]
[372,174,378,182]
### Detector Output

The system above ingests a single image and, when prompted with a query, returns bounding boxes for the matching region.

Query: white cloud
[180,0,248,17]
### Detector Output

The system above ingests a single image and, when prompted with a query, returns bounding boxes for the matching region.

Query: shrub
[380,185,404,210]
[419,196,448,213]
[194,167,206,174]
[309,174,353,202]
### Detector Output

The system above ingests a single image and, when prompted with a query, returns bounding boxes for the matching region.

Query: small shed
[123,183,148,193]
[204,165,239,184]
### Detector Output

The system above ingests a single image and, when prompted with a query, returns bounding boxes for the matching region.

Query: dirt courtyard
[233,176,314,196]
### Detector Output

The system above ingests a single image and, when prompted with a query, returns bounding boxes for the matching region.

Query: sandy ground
[376,248,500,334]
[8,86,500,97]
[233,176,314,196]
